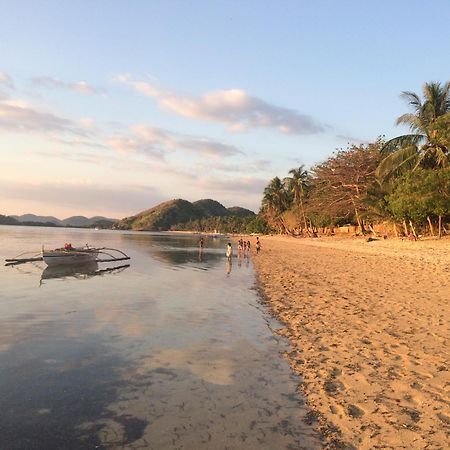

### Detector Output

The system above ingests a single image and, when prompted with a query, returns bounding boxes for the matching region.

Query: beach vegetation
[258,80,450,238]
[260,176,292,233]
[377,81,450,183]
[387,168,450,237]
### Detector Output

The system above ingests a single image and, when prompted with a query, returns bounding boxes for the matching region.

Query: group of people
[226,236,260,260]
[198,236,261,260]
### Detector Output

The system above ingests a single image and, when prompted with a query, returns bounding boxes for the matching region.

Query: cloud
[0,180,164,216]
[0,99,91,136]
[0,72,14,90]
[198,176,268,195]
[194,159,271,174]
[108,124,243,160]
[32,76,105,95]
[117,74,325,135]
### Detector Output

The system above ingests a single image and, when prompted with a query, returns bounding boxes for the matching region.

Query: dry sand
[250,235,449,449]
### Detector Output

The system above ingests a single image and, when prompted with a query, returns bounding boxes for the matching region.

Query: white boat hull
[42,250,98,266]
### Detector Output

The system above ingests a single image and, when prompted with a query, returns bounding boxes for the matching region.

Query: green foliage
[173,215,263,234]
[387,169,450,223]
[245,215,271,234]
[378,81,450,182]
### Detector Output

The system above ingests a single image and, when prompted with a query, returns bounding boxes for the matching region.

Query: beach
[251,235,450,449]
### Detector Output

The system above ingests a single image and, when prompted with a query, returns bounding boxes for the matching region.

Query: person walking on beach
[255,237,261,254]
[246,240,251,255]
[199,237,204,249]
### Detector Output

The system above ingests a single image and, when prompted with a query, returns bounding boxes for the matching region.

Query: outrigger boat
[43,244,99,266]
[5,243,130,267]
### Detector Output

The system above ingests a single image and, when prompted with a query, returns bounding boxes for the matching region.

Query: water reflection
[123,233,227,268]
[0,227,322,449]
[40,263,130,283]
[226,257,232,275]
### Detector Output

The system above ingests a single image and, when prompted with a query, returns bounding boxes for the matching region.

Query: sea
[0,226,321,449]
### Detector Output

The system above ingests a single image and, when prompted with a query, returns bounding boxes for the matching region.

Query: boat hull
[42,250,98,266]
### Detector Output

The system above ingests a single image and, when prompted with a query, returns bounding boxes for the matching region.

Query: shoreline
[250,235,449,449]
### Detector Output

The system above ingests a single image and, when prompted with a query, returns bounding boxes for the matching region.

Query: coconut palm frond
[400,91,422,113]
[380,134,425,156]
[423,81,450,117]
[395,114,424,133]
[376,145,419,181]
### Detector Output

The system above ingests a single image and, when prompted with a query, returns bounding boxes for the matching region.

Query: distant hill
[193,199,230,217]
[227,206,256,217]
[0,214,20,225]
[11,214,118,228]
[12,214,62,225]
[115,198,255,231]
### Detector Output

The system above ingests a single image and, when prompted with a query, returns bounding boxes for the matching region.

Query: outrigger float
[5,244,130,267]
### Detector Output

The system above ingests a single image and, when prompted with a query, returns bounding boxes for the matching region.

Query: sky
[1,0,449,218]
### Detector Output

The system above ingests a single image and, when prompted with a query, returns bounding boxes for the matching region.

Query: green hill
[227,206,256,217]
[115,198,255,231]
[192,199,230,217]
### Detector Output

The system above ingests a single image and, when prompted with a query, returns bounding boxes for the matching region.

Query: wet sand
[250,235,450,449]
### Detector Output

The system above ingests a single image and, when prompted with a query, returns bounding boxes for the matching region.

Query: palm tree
[261,176,290,233]
[284,166,310,234]
[377,81,450,182]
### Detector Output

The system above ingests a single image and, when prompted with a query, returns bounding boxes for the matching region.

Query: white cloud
[32,76,105,96]
[198,176,268,195]
[117,74,325,135]
[0,82,103,141]
[194,159,271,174]
[108,124,243,160]
[0,99,90,136]
[79,117,96,129]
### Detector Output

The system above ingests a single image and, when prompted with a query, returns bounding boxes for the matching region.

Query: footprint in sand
[347,404,365,418]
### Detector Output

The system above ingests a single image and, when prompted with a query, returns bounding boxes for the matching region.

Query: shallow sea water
[0,226,321,449]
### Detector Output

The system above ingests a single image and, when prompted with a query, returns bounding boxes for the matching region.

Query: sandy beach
[250,235,449,449]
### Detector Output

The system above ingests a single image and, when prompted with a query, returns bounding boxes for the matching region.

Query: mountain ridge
[115,198,255,231]
[11,214,118,227]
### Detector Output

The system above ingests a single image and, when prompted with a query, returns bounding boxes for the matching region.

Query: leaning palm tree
[261,176,290,233]
[377,81,450,182]
[284,166,310,233]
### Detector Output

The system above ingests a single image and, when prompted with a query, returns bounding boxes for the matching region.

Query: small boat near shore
[42,245,99,266]
[5,244,130,267]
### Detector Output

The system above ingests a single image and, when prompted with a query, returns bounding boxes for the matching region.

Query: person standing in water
[226,242,233,259]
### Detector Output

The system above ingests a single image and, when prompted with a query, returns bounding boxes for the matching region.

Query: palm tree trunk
[402,219,409,237]
[299,195,309,236]
[427,216,435,236]
[438,215,442,238]
[393,223,398,238]
[409,220,418,240]
[354,207,365,235]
